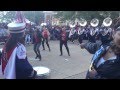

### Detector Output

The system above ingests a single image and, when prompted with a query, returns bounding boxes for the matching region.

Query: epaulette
[16,43,26,59]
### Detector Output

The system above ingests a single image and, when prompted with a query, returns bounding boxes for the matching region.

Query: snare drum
[33,66,50,79]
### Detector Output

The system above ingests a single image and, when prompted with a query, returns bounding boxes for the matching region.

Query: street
[0,40,92,79]
[27,40,92,79]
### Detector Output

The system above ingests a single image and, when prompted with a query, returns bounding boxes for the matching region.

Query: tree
[0,11,15,23]
[23,11,44,25]
[54,11,120,25]
[0,11,45,25]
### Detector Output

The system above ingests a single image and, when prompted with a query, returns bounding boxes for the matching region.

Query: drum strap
[92,45,109,69]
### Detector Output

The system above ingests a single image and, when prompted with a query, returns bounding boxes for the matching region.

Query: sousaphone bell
[90,18,99,36]
[78,18,87,35]
[90,18,99,27]
[79,18,87,27]
[69,22,75,28]
[102,17,112,35]
[103,17,112,27]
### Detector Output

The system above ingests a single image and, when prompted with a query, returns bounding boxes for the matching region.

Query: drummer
[1,11,37,79]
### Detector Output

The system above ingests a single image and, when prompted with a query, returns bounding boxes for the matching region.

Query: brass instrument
[90,18,99,36]
[103,17,112,27]
[79,18,87,27]
[90,18,99,27]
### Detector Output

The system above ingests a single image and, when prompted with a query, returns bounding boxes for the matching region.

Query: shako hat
[7,11,26,33]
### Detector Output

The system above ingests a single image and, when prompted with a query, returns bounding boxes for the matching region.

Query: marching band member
[108,26,113,39]
[78,19,87,44]
[1,11,37,79]
[66,25,71,41]
[59,26,70,56]
[75,22,80,28]
[42,26,51,51]
[33,27,43,61]
[74,22,80,40]
[78,26,85,44]
[98,27,112,45]
[98,17,113,45]
[83,26,89,40]
[69,25,76,43]
[88,26,98,43]
[87,19,99,43]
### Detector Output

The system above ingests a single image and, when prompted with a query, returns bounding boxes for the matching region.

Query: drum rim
[33,66,50,75]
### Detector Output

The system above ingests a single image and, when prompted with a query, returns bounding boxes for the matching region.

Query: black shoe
[43,49,45,50]
[59,54,62,56]
[38,55,41,61]
[68,52,70,56]
[35,55,39,59]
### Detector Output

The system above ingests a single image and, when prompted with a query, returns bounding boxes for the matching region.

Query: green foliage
[0,11,15,23]
[0,11,120,26]
[54,11,120,24]
[0,11,44,25]
[23,11,44,24]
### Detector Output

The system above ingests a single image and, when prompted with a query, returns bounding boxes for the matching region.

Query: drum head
[33,66,50,75]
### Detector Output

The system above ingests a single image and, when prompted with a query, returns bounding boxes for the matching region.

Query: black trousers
[33,42,41,58]
[60,40,70,55]
[42,38,50,51]
[70,35,75,42]
[78,34,84,44]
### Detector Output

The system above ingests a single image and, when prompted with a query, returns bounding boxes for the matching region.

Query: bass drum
[33,66,51,79]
